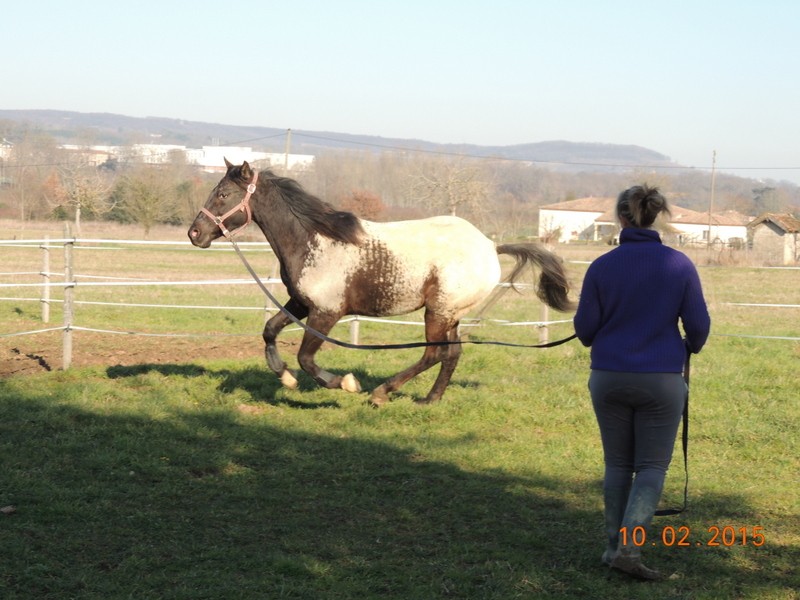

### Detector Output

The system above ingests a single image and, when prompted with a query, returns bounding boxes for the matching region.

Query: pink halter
[200,170,258,238]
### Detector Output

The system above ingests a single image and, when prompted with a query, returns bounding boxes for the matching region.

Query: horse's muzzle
[188,221,215,248]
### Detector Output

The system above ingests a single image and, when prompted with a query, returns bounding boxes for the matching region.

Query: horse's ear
[241,161,252,180]
[224,157,234,171]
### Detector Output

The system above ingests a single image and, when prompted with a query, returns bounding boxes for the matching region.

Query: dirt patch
[1,333,297,378]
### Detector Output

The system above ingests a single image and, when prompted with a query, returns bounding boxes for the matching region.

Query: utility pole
[707,150,717,248]
[283,128,292,176]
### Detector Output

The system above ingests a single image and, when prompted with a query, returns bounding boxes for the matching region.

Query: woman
[573,184,710,580]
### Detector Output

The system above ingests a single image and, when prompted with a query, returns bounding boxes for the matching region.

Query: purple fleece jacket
[573,228,711,373]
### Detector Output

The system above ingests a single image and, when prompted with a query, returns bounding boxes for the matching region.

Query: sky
[3,0,799,184]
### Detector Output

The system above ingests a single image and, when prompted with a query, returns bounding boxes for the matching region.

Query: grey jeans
[591,370,688,554]
[590,370,686,490]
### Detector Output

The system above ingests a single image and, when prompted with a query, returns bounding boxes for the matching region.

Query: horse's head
[188,159,258,248]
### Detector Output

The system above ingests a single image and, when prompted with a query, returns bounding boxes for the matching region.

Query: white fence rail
[1,237,574,369]
[2,237,797,371]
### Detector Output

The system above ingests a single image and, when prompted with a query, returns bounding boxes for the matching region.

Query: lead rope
[655,349,691,516]
[225,235,577,351]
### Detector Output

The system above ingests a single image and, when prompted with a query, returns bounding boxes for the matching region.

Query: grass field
[1,222,798,599]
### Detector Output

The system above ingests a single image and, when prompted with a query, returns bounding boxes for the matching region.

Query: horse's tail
[496,243,576,312]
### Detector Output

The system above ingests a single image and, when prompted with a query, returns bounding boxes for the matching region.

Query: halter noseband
[200,170,259,238]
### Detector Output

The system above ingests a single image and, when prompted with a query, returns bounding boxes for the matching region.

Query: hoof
[369,386,389,408]
[415,394,440,405]
[340,373,362,393]
[279,370,298,389]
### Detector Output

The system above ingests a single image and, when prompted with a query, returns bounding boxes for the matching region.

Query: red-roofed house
[538,197,615,243]
[747,213,800,265]
[538,197,751,245]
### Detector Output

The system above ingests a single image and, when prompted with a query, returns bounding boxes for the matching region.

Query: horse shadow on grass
[106,361,484,409]
[106,363,210,378]
[107,362,338,409]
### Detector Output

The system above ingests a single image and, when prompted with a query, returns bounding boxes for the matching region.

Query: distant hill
[0,109,675,172]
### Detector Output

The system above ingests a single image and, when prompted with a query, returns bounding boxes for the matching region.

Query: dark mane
[262,169,364,245]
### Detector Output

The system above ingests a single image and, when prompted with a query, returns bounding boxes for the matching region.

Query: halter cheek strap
[200,170,259,238]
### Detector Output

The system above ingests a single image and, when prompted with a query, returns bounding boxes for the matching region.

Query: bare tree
[158,149,213,224]
[538,215,564,245]
[117,166,180,237]
[410,157,489,217]
[176,175,212,224]
[52,153,116,232]
[4,127,61,221]
[752,186,785,215]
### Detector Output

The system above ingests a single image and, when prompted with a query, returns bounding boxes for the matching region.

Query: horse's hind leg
[369,346,441,406]
[418,324,462,405]
[263,297,308,389]
[297,310,361,393]
[370,314,452,406]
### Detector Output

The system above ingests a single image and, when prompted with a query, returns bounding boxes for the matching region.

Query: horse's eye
[219,192,229,200]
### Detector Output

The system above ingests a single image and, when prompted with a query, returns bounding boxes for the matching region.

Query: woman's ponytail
[617,184,671,228]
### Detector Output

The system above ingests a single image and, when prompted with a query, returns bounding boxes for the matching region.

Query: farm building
[538,197,751,246]
[669,207,752,247]
[538,197,615,243]
[747,213,800,265]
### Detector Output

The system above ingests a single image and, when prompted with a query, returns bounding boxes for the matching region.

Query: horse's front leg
[297,310,361,393]
[263,297,308,389]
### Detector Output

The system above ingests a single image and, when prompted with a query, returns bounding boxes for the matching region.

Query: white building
[748,213,800,264]
[669,207,752,246]
[192,146,314,172]
[538,197,615,243]
[131,143,188,164]
[538,197,751,245]
[0,138,13,160]
[55,143,315,173]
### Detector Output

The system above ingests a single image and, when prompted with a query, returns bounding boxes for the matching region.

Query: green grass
[1,230,798,599]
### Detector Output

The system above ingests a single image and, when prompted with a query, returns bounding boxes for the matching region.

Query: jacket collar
[620,228,662,244]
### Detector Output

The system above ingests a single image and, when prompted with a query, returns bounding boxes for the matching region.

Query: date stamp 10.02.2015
[620,525,766,548]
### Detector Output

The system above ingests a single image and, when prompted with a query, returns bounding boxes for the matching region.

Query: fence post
[539,304,549,345]
[40,235,50,323]
[350,315,360,345]
[539,243,553,345]
[62,224,74,370]
[261,255,281,324]
[268,255,279,295]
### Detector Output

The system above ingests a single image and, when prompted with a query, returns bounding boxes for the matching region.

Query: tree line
[1,124,798,241]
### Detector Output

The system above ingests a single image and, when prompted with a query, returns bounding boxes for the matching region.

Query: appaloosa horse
[188,160,574,404]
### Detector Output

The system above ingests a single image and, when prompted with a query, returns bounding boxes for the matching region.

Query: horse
[188,160,574,405]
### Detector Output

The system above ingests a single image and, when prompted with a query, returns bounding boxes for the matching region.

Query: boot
[611,481,664,581]
[610,548,664,581]
[601,484,630,565]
